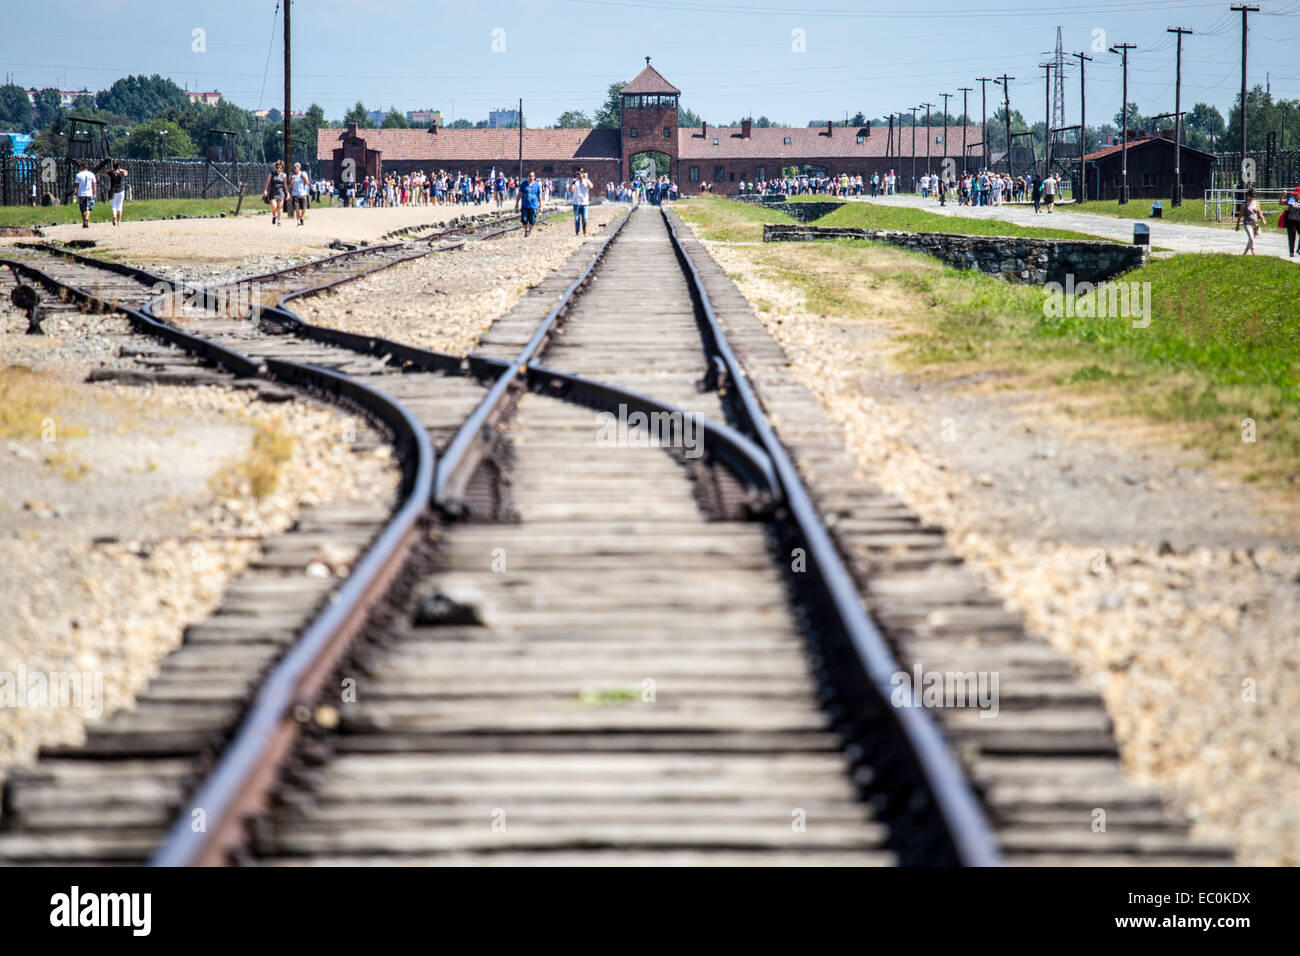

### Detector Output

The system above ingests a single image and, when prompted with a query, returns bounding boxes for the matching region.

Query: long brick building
[317,61,979,195]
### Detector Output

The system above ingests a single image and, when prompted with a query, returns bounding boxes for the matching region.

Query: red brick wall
[621,106,678,182]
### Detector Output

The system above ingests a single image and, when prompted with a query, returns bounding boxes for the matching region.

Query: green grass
[813,199,1118,242]
[0,196,263,228]
[1061,197,1256,228]
[673,197,797,242]
[678,196,1300,484]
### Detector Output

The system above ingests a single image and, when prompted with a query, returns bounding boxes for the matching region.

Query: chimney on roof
[865,120,871,137]
[429,120,437,134]
[1158,127,1173,141]
[347,122,358,137]
[702,120,707,137]
[741,118,751,138]
[826,120,833,137]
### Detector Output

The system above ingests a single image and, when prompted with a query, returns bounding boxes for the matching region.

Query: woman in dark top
[264,160,288,225]
[108,161,128,227]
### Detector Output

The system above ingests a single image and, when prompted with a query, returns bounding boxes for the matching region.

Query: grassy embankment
[0,197,262,229]
[677,196,1300,485]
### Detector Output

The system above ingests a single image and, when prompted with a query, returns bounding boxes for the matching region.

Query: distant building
[252,108,306,120]
[186,90,223,106]
[367,110,386,126]
[25,88,93,107]
[406,109,443,126]
[1080,131,1215,201]
[317,62,979,193]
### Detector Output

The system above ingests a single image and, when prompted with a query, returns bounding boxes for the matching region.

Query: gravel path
[0,203,559,287]
[704,238,1300,865]
[0,287,398,777]
[301,205,623,355]
[856,193,1297,260]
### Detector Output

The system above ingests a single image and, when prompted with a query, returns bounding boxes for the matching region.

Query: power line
[1231,5,1260,187]
[1168,26,1193,205]
[1109,42,1137,203]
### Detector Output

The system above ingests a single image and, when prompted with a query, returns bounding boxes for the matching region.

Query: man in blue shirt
[515,170,542,237]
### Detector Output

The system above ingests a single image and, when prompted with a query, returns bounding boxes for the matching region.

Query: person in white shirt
[570,167,591,235]
[1042,173,1057,212]
[74,161,96,229]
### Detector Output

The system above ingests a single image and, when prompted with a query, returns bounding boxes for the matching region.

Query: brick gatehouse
[317,61,979,195]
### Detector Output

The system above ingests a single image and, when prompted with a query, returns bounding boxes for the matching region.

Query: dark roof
[676,125,982,161]
[1082,135,1215,163]
[622,64,681,95]
[317,127,620,163]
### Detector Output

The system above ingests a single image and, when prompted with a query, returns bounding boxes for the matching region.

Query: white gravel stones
[0,315,398,781]
[302,205,624,355]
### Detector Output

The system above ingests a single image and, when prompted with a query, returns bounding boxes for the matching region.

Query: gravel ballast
[0,288,398,779]
[701,238,1300,866]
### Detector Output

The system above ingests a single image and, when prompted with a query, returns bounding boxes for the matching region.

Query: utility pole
[922,101,935,179]
[1232,6,1259,189]
[517,97,523,183]
[1109,43,1136,203]
[958,88,972,173]
[976,77,993,171]
[910,105,920,192]
[282,0,291,172]
[996,75,1014,177]
[939,92,952,176]
[1039,62,1053,175]
[1074,52,1092,202]
[1168,27,1193,205]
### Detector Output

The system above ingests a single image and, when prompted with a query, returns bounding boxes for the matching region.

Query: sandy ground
[0,281,398,776]
[0,200,570,275]
[703,237,1300,865]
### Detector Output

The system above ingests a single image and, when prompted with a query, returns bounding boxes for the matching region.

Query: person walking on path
[515,170,542,237]
[571,167,591,236]
[1280,186,1300,258]
[74,161,96,229]
[264,160,288,225]
[1236,187,1263,255]
[107,161,128,227]
[1043,173,1057,213]
[289,162,310,227]
[1031,173,1043,214]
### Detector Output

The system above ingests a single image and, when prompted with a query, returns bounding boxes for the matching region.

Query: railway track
[0,202,1227,866]
[167,203,996,867]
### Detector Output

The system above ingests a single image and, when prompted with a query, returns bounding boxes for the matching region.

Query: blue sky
[3,0,1298,127]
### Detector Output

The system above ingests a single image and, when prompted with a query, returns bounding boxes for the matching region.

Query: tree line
[4,73,1290,165]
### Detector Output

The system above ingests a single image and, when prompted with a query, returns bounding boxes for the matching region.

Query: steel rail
[0,246,436,867]
[661,207,1002,867]
[135,284,437,867]
[521,362,779,506]
[431,208,635,507]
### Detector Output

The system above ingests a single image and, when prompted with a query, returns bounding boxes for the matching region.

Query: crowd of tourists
[607,176,677,204]
[311,171,556,209]
[917,170,1061,212]
[740,171,896,197]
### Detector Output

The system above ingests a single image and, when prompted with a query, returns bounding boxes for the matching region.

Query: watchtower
[64,116,111,201]
[620,58,679,183]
